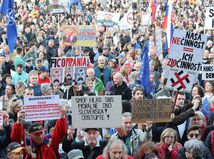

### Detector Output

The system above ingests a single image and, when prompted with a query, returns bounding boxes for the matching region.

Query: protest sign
[0,101,2,126]
[50,57,87,84]
[97,11,120,27]
[24,95,60,122]
[202,64,214,80]
[141,12,151,25]
[46,4,67,14]
[205,7,214,30]
[71,96,122,128]
[61,25,96,47]
[119,10,133,30]
[131,99,172,123]
[155,28,163,56]
[166,29,207,92]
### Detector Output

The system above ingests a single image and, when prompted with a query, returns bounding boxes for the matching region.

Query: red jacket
[10,118,67,159]
[158,143,182,159]
[38,75,51,84]
[96,154,134,159]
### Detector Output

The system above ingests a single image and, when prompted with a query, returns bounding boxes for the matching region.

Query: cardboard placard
[166,29,207,92]
[71,96,122,128]
[131,99,172,123]
[205,7,214,30]
[202,64,214,80]
[24,95,60,122]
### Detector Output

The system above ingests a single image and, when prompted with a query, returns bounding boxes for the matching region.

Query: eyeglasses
[165,136,175,139]
[188,133,199,138]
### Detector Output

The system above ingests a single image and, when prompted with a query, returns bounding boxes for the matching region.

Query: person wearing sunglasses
[177,125,212,159]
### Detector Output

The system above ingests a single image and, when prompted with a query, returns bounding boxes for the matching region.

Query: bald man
[109,72,132,100]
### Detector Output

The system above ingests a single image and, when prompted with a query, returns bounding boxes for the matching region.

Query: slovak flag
[150,0,158,23]
[162,0,173,50]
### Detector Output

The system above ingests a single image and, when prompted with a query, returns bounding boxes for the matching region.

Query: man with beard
[62,128,107,159]
[94,56,112,86]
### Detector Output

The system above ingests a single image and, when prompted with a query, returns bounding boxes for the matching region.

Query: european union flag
[70,0,83,12]
[201,97,211,118]
[139,42,150,96]
[0,0,17,53]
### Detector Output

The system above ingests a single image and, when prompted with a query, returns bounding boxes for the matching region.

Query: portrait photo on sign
[65,66,73,80]
[50,68,63,83]
[74,67,87,85]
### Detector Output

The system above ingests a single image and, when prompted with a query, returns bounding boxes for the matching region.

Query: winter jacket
[62,137,108,159]
[110,81,132,100]
[0,124,12,158]
[10,118,67,159]
[158,143,182,159]
[94,66,112,86]
[111,129,151,157]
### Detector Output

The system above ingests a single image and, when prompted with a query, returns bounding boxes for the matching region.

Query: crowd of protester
[0,0,214,158]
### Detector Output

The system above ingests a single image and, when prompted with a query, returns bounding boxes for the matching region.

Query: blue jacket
[94,66,112,86]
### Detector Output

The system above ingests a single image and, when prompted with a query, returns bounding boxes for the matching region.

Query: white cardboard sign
[205,7,214,30]
[202,64,214,80]
[166,29,207,92]
[71,96,122,128]
[24,95,60,122]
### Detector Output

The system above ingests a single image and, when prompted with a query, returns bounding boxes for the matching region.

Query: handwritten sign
[24,95,60,122]
[166,29,207,92]
[205,7,214,30]
[131,99,172,123]
[71,96,122,128]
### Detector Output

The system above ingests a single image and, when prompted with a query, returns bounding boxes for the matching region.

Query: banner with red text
[24,95,60,122]
[50,57,87,84]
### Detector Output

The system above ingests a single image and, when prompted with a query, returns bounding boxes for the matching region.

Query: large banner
[131,99,172,123]
[0,101,2,126]
[119,10,133,30]
[166,29,207,92]
[202,64,214,80]
[71,96,122,128]
[205,7,214,30]
[61,25,96,47]
[96,11,120,27]
[50,57,87,84]
[24,95,60,122]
